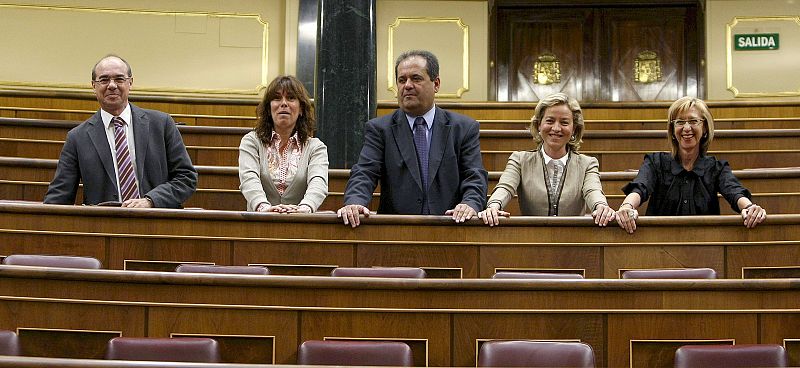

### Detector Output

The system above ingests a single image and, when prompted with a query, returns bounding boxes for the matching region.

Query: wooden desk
[1,202,799,280]
[1,266,800,366]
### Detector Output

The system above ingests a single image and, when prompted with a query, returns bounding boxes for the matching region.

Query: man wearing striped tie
[44,55,197,208]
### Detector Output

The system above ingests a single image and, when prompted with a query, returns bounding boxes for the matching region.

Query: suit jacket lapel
[131,104,150,183]
[86,112,116,184]
[390,109,424,190]
[427,107,451,184]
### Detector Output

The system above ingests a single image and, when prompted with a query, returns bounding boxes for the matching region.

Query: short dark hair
[255,75,316,146]
[91,54,132,80]
[394,50,439,81]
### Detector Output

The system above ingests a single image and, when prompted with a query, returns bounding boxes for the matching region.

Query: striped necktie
[413,117,429,189]
[112,117,139,201]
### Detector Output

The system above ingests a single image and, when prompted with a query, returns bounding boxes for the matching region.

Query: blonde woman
[616,97,766,233]
[478,93,615,226]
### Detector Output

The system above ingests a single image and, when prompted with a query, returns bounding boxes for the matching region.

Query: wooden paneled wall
[1,267,800,367]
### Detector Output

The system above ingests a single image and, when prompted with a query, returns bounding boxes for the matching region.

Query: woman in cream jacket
[238,75,328,212]
[478,93,615,226]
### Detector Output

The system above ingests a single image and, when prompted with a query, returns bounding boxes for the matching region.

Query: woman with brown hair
[238,75,328,213]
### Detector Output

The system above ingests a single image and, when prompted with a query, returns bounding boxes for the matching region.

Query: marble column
[314,0,377,168]
[296,0,317,94]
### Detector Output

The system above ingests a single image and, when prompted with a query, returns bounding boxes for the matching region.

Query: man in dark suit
[337,50,487,227]
[44,55,197,208]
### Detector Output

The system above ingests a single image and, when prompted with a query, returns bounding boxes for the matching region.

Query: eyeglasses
[93,76,131,86]
[672,119,704,127]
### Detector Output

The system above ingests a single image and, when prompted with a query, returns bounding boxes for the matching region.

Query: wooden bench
[3,89,800,127]
[2,157,798,213]
[3,118,799,169]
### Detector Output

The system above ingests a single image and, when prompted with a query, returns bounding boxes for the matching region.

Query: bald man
[44,55,197,208]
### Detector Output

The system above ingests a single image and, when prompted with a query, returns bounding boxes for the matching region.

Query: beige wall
[0,0,292,98]
[707,0,800,100]
[0,0,489,100]
[377,0,489,101]
[10,1,798,102]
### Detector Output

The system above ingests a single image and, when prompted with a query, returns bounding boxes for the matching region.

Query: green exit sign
[734,33,780,50]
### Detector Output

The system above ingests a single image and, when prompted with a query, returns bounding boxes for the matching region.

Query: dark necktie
[112,117,139,201]
[413,117,429,190]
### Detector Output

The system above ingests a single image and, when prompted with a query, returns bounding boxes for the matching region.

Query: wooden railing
[1,202,799,278]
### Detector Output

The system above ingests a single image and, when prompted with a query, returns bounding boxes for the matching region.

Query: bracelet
[743,203,755,211]
[620,202,634,209]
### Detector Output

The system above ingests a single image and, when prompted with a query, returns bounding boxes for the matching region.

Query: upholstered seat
[674,344,788,368]
[478,340,595,367]
[175,264,269,275]
[297,340,414,366]
[2,254,102,269]
[0,330,19,356]
[622,268,717,279]
[492,271,584,279]
[105,337,220,362]
[330,267,427,278]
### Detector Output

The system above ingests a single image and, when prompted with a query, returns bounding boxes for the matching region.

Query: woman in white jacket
[238,75,328,213]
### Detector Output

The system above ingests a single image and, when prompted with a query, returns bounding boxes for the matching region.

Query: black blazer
[344,107,487,214]
[44,104,197,208]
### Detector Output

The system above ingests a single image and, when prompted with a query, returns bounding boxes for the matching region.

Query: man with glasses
[44,55,197,208]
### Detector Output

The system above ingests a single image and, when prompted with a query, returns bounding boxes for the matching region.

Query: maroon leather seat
[674,344,788,368]
[2,254,102,269]
[478,340,595,368]
[0,330,19,356]
[622,268,717,279]
[297,340,414,366]
[492,271,584,279]
[175,264,269,275]
[330,267,427,278]
[105,337,220,362]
